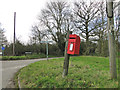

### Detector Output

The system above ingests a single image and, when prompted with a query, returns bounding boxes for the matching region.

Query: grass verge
[2,53,60,60]
[15,56,118,88]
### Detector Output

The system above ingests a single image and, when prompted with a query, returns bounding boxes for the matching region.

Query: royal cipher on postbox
[67,34,81,55]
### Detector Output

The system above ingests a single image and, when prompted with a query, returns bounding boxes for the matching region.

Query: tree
[74,1,101,55]
[0,23,7,53]
[114,3,120,56]
[91,1,108,56]
[38,1,74,54]
[4,39,25,56]
[14,40,25,56]
[30,25,46,44]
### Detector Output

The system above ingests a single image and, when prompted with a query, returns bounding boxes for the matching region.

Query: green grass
[2,56,27,60]
[0,56,2,59]
[2,53,58,60]
[16,56,118,88]
[118,52,120,56]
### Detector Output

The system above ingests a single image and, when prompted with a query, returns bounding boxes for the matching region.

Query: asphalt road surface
[1,57,61,88]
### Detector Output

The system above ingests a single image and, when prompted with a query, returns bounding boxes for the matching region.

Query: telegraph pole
[62,31,72,77]
[106,0,117,79]
[13,12,16,56]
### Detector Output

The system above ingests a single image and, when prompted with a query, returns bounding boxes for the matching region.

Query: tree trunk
[85,32,89,55]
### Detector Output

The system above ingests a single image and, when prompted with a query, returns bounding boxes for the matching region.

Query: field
[15,56,119,88]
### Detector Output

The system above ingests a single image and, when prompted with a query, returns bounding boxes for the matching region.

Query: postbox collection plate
[69,43,73,51]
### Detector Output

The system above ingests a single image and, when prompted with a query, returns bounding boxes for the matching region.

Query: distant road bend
[1,57,62,88]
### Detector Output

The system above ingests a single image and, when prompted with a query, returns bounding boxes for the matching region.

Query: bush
[26,53,46,59]
[2,56,26,60]
[2,53,59,60]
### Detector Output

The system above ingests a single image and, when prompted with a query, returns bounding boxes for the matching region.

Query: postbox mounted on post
[67,34,80,55]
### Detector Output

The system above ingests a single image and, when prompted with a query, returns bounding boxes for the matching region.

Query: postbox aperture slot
[69,37,75,39]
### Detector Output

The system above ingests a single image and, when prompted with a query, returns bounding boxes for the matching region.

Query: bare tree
[0,23,7,46]
[38,1,74,54]
[74,1,101,55]
[30,25,46,44]
[91,2,108,56]
[114,2,120,55]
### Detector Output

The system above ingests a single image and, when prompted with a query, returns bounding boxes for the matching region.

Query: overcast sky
[0,0,76,44]
[0,0,51,44]
[0,0,119,44]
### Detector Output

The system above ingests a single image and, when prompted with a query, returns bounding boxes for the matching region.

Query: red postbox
[67,34,80,55]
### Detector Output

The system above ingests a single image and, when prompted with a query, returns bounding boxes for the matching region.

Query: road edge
[12,57,64,88]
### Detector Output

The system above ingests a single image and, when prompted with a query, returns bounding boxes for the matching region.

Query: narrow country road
[1,57,62,88]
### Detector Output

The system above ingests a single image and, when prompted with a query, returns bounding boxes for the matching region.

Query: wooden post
[106,0,117,79]
[62,31,72,77]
